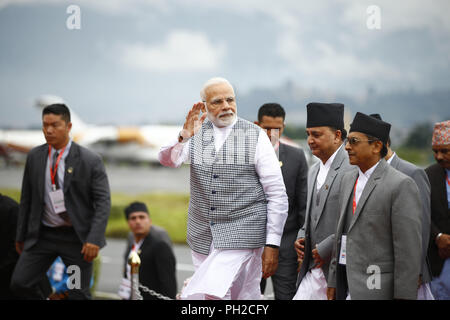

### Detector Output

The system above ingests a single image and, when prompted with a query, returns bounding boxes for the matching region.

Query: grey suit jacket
[17,142,111,250]
[296,145,353,285]
[390,154,432,283]
[328,159,422,300]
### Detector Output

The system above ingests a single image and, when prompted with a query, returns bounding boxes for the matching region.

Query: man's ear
[373,140,383,154]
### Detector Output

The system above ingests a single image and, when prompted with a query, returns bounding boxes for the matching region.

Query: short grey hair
[200,77,234,102]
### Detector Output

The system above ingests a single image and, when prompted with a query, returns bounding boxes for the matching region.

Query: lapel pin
[279,161,283,168]
[67,167,73,174]
[325,185,329,190]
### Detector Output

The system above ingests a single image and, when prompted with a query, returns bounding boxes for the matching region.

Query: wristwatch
[178,130,190,143]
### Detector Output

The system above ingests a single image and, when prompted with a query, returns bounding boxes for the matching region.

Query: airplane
[0,95,312,166]
[0,95,182,165]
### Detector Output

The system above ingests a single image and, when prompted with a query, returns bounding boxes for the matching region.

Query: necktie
[52,150,71,224]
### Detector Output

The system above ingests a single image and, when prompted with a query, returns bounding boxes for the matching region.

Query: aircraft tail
[35,95,87,134]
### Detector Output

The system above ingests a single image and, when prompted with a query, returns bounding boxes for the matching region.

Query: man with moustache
[426,120,450,299]
[254,103,308,300]
[11,104,110,299]
[159,77,288,300]
[292,102,353,300]
[327,112,422,300]
[370,113,433,299]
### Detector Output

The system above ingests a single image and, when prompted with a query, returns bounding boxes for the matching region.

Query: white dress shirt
[386,152,396,165]
[316,144,344,190]
[354,160,381,207]
[159,118,288,247]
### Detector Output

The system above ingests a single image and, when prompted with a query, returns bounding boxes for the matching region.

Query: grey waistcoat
[188,118,268,255]
[308,182,327,271]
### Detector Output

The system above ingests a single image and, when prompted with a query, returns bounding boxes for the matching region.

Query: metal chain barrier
[138,283,174,300]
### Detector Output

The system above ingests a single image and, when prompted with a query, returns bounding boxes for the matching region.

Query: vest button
[213,175,219,179]
[211,207,215,211]
[212,190,216,194]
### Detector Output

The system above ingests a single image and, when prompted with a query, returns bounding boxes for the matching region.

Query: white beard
[207,110,236,128]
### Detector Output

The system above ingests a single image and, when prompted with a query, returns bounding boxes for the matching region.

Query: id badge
[49,189,67,214]
[339,235,347,265]
[118,278,131,300]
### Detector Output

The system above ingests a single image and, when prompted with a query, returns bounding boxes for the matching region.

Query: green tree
[403,122,433,149]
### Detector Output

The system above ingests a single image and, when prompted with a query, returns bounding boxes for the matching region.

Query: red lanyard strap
[352,178,358,215]
[48,145,66,188]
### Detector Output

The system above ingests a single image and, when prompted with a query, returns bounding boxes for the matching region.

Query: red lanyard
[446,173,450,186]
[352,178,358,215]
[48,145,66,191]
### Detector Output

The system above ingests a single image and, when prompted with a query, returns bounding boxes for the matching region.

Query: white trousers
[181,245,263,300]
[293,268,328,300]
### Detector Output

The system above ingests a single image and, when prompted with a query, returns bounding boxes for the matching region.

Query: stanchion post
[128,251,141,300]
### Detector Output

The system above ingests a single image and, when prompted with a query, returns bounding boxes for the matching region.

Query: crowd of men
[0,76,449,300]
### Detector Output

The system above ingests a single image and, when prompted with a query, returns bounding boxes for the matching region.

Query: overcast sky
[0,0,449,127]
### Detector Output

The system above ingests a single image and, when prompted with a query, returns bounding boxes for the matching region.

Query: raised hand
[181,102,207,140]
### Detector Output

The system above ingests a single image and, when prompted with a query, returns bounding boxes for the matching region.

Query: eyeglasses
[346,137,378,146]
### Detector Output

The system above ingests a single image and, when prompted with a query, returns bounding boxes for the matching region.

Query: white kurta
[293,268,328,300]
[159,117,288,300]
[181,244,264,300]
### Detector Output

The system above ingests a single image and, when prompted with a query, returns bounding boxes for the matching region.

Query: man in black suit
[426,120,450,299]
[255,103,308,299]
[120,202,177,300]
[11,104,111,299]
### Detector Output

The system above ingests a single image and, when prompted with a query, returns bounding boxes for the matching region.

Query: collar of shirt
[386,152,396,165]
[50,138,73,160]
[316,143,344,190]
[273,141,280,152]
[354,160,381,206]
[211,117,238,151]
[358,159,380,181]
[132,238,144,252]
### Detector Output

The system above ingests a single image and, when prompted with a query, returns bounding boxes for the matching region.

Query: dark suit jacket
[0,194,20,298]
[123,226,177,300]
[425,163,450,277]
[279,143,308,234]
[16,142,111,250]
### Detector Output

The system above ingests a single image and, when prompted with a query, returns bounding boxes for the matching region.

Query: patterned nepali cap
[432,120,450,146]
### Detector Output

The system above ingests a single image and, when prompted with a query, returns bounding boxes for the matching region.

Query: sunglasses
[346,137,378,146]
